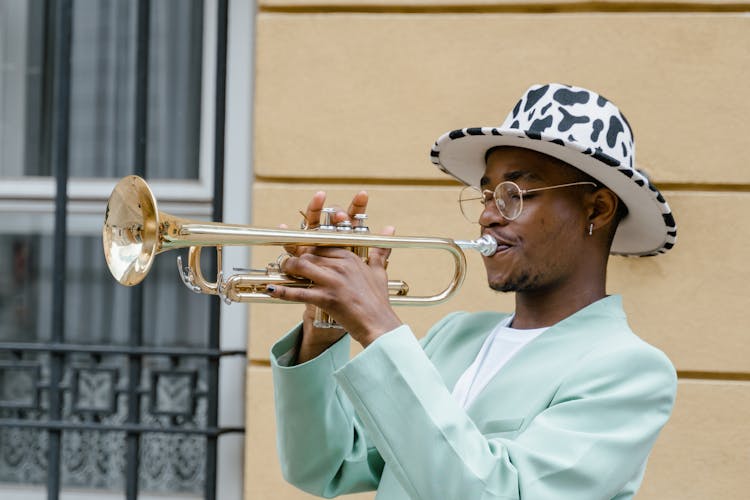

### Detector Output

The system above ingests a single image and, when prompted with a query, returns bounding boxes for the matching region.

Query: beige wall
[245,1,750,498]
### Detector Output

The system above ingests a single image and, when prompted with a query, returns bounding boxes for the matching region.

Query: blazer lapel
[465,296,628,425]
[423,311,509,393]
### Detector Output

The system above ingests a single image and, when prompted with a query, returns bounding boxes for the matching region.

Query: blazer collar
[464,295,629,416]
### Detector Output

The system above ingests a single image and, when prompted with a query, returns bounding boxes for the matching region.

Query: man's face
[479,147,591,293]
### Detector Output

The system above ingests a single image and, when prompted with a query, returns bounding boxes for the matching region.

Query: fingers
[328,190,369,225]
[264,282,314,304]
[263,255,330,305]
[265,247,358,302]
[285,190,369,257]
[347,190,369,220]
[264,253,340,304]
[367,225,396,270]
[305,191,327,228]
[281,253,333,284]
[298,190,368,227]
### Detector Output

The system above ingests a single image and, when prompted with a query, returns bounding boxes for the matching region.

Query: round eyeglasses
[458,180,598,223]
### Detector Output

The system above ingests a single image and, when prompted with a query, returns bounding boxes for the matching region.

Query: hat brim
[431,127,676,256]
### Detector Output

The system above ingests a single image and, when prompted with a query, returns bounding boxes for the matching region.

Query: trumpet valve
[352,214,370,259]
[353,213,369,233]
[336,220,353,232]
[319,207,337,231]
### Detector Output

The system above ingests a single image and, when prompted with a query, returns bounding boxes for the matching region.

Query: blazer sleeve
[271,325,382,497]
[270,314,462,498]
[333,322,677,500]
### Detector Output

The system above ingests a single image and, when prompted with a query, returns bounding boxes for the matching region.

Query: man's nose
[478,199,509,227]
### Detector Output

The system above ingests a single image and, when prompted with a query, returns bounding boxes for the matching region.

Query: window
[0,0,248,498]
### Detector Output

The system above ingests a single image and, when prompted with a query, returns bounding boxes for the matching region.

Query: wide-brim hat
[430,83,676,256]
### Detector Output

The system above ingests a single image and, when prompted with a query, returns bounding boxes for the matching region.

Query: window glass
[0,230,210,348]
[0,0,46,176]
[0,231,53,343]
[0,0,204,179]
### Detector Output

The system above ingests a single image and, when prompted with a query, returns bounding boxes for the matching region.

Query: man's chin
[489,282,517,293]
[488,272,532,293]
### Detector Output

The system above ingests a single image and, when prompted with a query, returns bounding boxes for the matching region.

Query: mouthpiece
[456,234,497,257]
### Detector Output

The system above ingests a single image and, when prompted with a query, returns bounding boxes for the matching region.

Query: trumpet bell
[102,175,161,286]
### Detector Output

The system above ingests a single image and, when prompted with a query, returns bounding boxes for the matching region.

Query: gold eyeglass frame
[459,180,598,222]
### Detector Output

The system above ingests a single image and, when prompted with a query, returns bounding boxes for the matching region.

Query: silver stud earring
[588,223,594,236]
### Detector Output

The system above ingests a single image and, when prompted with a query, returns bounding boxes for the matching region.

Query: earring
[588,223,594,236]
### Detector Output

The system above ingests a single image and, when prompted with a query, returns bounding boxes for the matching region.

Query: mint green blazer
[271,296,677,499]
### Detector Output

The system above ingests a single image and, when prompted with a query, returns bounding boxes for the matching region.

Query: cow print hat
[430,83,676,256]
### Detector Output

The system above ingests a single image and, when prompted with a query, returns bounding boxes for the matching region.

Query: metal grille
[0,0,243,498]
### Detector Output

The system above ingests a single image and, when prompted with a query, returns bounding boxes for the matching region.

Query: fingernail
[266,285,276,293]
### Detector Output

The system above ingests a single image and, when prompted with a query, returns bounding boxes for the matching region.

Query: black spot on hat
[467,128,484,136]
[607,116,625,148]
[568,134,576,142]
[449,130,465,140]
[622,142,628,157]
[524,85,550,112]
[540,102,552,115]
[526,131,541,140]
[597,95,609,107]
[529,115,553,133]
[510,120,520,129]
[553,88,590,106]
[662,212,676,227]
[591,119,604,142]
[592,147,621,166]
[512,99,522,119]
[430,150,439,158]
[491,129,502,135]
[558,107,590,132]
[619,168,634,178]
[550,138,565,146]
[527,109,536,121]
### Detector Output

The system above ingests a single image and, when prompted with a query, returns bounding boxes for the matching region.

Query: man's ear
[586,187,619,232]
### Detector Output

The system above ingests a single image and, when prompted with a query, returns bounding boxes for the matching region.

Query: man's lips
[482,231,515,254]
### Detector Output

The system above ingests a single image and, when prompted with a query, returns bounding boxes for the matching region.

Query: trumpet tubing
[102,175,497,310]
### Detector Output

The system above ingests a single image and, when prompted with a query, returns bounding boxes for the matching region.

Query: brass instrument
[102,175,497,326]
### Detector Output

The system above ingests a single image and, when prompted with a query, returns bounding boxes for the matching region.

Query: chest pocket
[481,417,525,439]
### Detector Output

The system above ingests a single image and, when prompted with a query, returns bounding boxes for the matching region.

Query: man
[265,83,678,499]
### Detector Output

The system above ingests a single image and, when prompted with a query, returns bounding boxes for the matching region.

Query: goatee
[489,272,536,293]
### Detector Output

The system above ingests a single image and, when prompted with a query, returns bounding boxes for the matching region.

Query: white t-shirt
[452,317,548,409]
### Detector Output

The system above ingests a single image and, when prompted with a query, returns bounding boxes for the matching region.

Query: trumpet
[102,176,497,325]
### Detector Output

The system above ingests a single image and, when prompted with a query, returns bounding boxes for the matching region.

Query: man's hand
[268,190,402,362]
